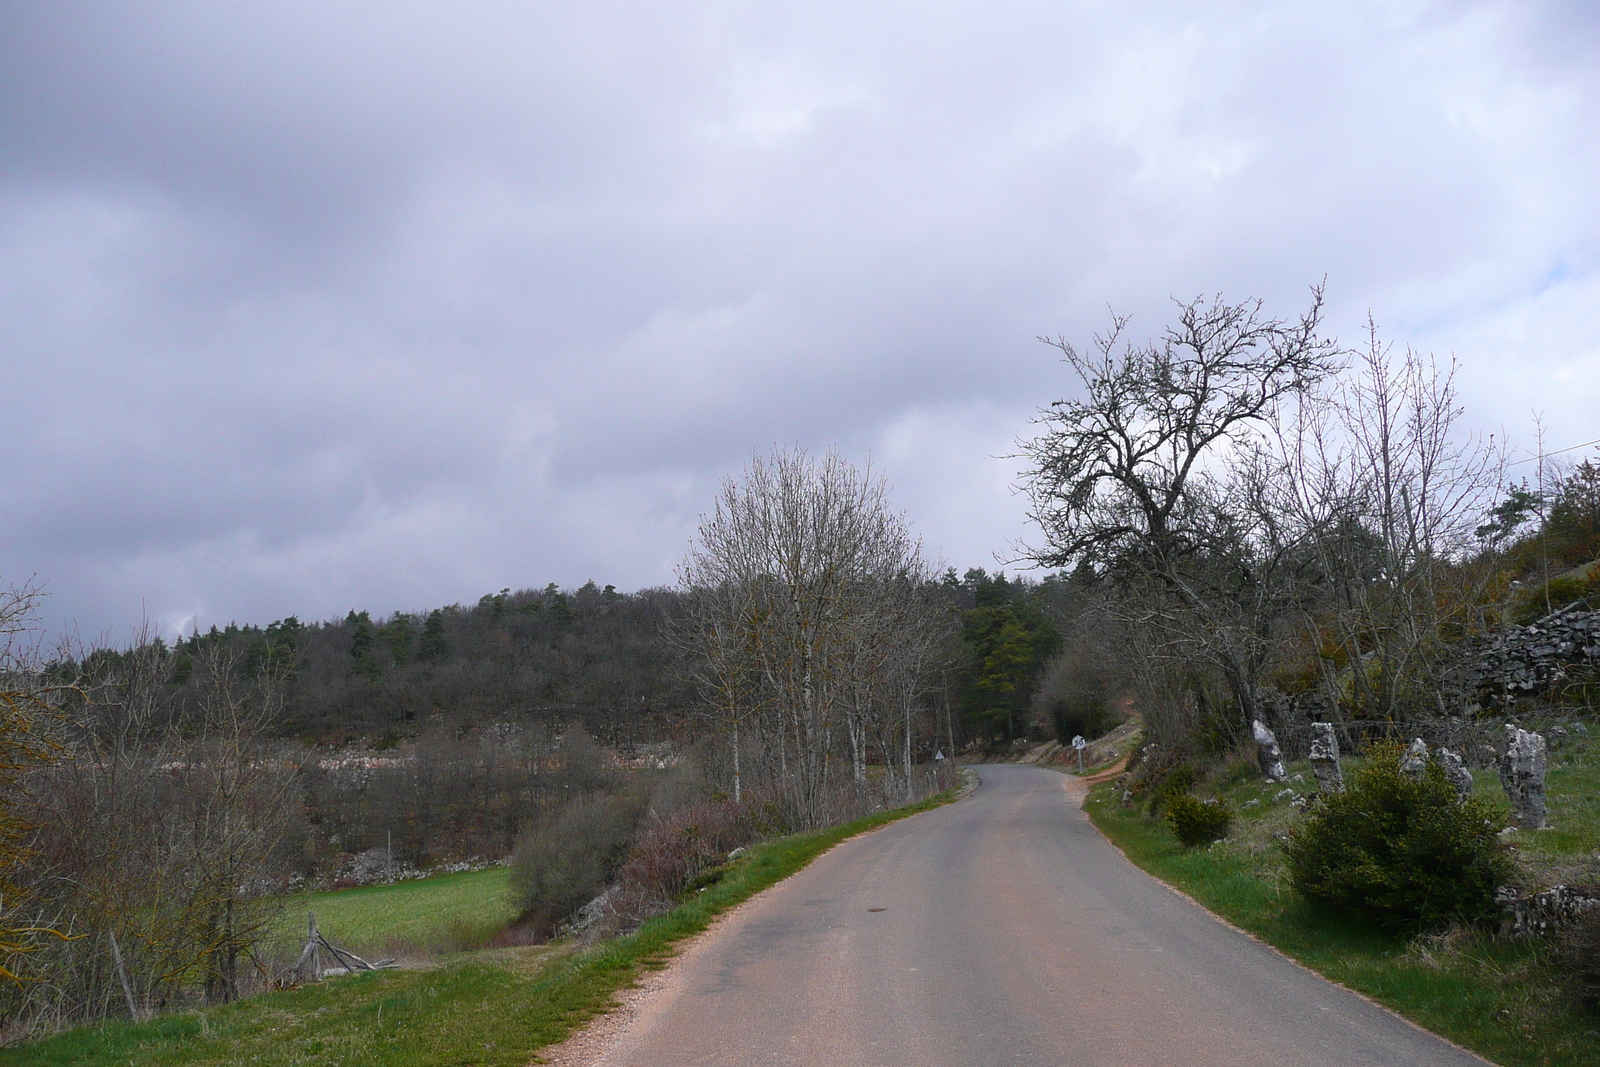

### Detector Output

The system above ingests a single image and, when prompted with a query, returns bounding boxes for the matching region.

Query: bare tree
[674,576,765,804]
[1017,290,1341,730]
[12,638,301,1025]
[678,448,948,826]
[0,582,73,985]
[1275,323,1506,722]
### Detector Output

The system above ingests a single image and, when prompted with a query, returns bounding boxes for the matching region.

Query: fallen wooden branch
[292,912,396,983]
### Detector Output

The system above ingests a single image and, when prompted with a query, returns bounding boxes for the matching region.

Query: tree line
[155,580,695,745]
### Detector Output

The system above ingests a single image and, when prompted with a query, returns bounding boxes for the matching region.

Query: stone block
[1308,722,1343,794]
[1251,719,1286,782]
[1498,724,1549,829]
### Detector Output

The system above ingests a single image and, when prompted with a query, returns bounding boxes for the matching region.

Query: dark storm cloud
[0,1,1596,638]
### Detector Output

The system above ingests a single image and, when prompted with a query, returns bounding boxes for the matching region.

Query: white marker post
[1072,735,1086,773]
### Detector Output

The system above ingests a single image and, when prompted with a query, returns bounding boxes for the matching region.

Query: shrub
[1034,648,1122,744]
[509,789,648,935]
[1510,563,1600,625]
[1555,905,1600,1014]
[1146,762,1199,815]
[565,793,790,936]
[1284,742,1514,931]
[615,797,773,903]
[1165,793,1233,847]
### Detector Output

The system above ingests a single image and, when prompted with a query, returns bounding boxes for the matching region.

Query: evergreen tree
[1549,460,1600,565]
[418,609,449,661]
[347,610,378,676]
[545,585,573,626]
[382,613,414,665]
[956,570,1061,742]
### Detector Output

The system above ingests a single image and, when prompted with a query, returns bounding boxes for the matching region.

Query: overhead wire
[1506,437,1600,467]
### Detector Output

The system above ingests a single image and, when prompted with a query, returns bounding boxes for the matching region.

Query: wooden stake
[292,912,320,980]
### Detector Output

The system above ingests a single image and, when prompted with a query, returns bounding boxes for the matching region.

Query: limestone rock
[1463,605,1600,707]
[1497,884,1600,939]
[1498,725,1549,829]
[332,847,425,888]
[1308,722,1343,794]
[1433,747,1474,803]
[1252,719,1286,782]
[1399,738,1430,778]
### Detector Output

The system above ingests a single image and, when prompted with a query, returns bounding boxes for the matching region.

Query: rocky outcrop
[1498,725,1549,829]
[1399,737,1430,778]
[1497,884,1600,939]
[1252,720,1286,782]
[332,847,424,888]
[1433,747,1475,803]
[1467,605,1600,706]
[1308,722,1343,794]
[1393,737,1476,803]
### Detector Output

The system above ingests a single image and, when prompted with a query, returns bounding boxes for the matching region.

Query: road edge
[531,780,969,1065]
[1056,770,1500,1067]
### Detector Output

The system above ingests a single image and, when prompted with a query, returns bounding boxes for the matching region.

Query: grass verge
[0,786,959,1067]
[1085,763,1600,1067]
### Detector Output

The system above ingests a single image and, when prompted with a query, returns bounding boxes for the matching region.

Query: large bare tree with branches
[1017,290,1341,732]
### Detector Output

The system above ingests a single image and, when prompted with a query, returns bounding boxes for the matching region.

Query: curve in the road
[580,764,1493,1067]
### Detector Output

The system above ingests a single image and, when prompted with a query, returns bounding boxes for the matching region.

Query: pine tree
[418,609,449,661]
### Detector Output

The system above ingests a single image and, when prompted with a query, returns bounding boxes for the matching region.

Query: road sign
[1072,735,1085,772]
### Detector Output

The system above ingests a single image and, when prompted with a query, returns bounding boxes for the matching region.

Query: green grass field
[0,785,961,1067]
[273,868,519,958]
[1084,734,1600,1067]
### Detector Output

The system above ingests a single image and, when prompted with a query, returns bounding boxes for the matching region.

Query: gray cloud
[0,0,1595,639]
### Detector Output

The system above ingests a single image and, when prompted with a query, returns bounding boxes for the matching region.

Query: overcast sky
[2,1,1597,641]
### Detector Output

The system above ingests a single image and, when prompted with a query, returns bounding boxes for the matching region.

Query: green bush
[509,789,648,935]
[1510,564,1600,625]
[1165,793,1233,847]
[1285,743,1514,931]
[1146,762,1199,815]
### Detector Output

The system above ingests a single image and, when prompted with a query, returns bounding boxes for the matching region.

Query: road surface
[585,764,1489,1066]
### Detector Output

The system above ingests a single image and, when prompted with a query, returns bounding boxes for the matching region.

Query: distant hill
[164,581,692,744]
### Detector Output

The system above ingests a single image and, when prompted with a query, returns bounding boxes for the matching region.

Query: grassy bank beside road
[1084,761,1600,1067]
[0,785,960,1067]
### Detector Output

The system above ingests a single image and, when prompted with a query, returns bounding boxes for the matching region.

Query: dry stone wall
[1467,604,1600,707]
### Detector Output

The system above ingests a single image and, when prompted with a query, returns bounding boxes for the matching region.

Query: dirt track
[550,764,1491,1067]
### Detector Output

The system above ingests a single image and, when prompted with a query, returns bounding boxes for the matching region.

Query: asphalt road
[594,764,1490,1067]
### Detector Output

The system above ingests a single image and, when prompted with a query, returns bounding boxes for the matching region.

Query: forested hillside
[108,582,694,746]
[79,570,1100,752]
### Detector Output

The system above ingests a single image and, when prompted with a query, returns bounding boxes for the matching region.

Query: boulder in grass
[1433,747,1474,804]
[1399,738,1430,779]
